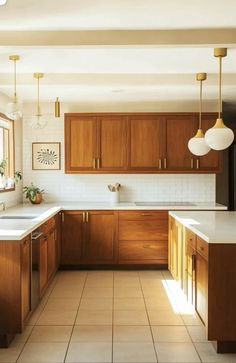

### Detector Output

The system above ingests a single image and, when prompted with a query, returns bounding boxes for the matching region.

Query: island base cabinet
[196,251,208,325]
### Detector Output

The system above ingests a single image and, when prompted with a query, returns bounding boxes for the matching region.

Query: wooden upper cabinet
[198,115,221,171]
[130,116,164,169]
[97,116,128,170]
[65,115,97,172]
[84,211,116,263]
[165,114,197,170]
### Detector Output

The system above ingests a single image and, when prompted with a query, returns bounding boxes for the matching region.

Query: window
[0,114,15,192]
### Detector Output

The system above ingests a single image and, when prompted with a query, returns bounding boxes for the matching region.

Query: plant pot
[30,192,43,204]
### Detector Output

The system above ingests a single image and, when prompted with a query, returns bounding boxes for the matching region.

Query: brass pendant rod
[14,59,17,100]
[199,79,202,130]
[218,56,222,119]
[37,76,40,116]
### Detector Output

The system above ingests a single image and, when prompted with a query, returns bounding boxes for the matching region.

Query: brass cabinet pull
[97,158,100,169]
[196,159,200,169]
[141,213,153,217]
[93,158,96,169]
[86,212,89,223]
[192,254,196,271]
[158,159,162,169]
[163,158,167,169]
[61,213,64,223]
[191,158,194,169]
[82,212,85,223]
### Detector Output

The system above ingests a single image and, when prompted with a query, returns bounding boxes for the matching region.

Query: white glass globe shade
[30,115,47,129]
[205,119,234,150]
[6,101,22,120]
[188,136,211,156]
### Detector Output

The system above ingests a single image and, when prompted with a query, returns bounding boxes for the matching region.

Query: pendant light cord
[218,56,222,119]
[199,79,202,129]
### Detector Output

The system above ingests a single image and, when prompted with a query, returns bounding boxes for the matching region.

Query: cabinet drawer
[118,210,168,221]
[197,237,209,260]
[40,217,55,235]
[119,219,168,241]
[185,228,196,250]
[119,240,167,262]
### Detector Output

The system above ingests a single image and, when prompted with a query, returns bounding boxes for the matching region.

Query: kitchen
[1,1,236,362]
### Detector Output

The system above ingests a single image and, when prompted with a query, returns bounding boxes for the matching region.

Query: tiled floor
[1,270,236,363]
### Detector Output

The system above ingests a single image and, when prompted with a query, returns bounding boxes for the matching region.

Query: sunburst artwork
[32,142,61,170]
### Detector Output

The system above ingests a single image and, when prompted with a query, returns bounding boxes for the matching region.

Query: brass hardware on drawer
[196,159,200,169]
[200,246,204,251]
[97,158,100,169]
[143,244,151,249]
[93,158,96,169]
[191,158,194,169]
[61,213,64,223]
[141,214,153,216]
[86,212,89,223]
[82,212,85,223]
[164,158,167,169]
[192,254,196,271]
[158,159,162,169]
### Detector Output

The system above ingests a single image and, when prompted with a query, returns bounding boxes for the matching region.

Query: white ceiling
[0,0,235,30]
[0,1,235,103]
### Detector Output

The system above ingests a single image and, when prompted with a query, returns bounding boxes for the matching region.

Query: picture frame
[32,142,61,170]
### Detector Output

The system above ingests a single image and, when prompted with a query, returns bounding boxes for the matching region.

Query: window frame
[0,113,15,193]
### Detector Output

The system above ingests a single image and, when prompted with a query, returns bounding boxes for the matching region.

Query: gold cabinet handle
[61,213,64,223]
[191,158,194,169]
[97,158,100,169]
[86,212,89,223]
[158,159,162,169]
[93,158,96,169]
[163,158,167,169]
[82,212,85,223]
[196,159,200,169]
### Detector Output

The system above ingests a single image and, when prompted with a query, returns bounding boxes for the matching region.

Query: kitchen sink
[0,216,37,219]
[135,202,196,206]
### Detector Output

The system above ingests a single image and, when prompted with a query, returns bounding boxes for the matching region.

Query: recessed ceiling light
[0,0,7,5]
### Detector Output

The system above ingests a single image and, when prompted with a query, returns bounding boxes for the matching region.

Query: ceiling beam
[0,29,236,46]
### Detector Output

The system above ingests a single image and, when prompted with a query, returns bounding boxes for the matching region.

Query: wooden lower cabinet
[168,216,183,284]
[21,236,31,321]
[39,235,48,296]
[169,216,236,353]
[118,211,168,265]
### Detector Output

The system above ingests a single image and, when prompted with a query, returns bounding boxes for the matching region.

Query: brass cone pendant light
[55,97,60,118]
[30,73,47,129]
[188,72,211,156]
[6,55,23,120]
[205,48,234,150]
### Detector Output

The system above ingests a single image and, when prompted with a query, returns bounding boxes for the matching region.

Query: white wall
[22,101,216,203]
[0,92,23,208]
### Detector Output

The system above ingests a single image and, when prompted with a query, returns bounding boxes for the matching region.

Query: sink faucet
[0,202,6,211]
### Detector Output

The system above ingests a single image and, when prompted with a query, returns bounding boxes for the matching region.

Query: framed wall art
[32,142,61,170]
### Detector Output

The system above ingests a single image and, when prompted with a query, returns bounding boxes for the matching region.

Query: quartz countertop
[169,210,236,244]
[0,201,227,241]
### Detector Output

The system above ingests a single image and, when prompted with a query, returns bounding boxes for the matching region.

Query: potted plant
[23,183,44,204]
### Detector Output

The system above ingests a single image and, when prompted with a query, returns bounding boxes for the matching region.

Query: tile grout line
[138,270,159,363]
[63,271,89,363]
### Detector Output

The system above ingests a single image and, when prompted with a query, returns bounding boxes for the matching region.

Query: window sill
[0,187,15,193]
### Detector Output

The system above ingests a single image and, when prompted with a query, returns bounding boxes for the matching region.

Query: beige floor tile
[37,310,77,325]
[0,341,24,363]
[18,342,68,363]
[152,325,191,342]
[148,309,184,325]
[181,313,202,326]
[114,271,139,278]
[79,298,113,310]
[113,342,157,363]
[194,342,236,363]
[145,296,174,310]
[56,271,87,284]
[139,270,164,279]
[71,325,112,342]
[114,277,140,288]
[114,310,149,325]
[142,288,168,299]
[114,298,145,310]
[187,326,208,342]
[44,298,79,311]
[29,325,73,342]
[50,285,83,299]
[85,279,113,288]
[113,325,152,342]
[155,342,201,363]
[114,287,143,298]
[66,342,112,362]
[12,325,33,344]
[82,287,113,298]
[87,271,113,279]
[75,310,112,325]
[162,270,174,280]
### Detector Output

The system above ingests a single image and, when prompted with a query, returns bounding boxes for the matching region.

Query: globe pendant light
[188,73,211,156]
[30,73,47,129]
[205,48,234,150]
[6,55,23,120]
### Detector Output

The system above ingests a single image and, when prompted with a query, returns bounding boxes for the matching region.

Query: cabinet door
[84,211,116,263]
[186,244,196,306]
[198,115,221,171]
[65,115,97,171]
[47,229,56,280]
[40,236,48,296]
[21,237,30,321]
[165,115,197,170]
[129,115,164,169]
[196,252,208,325]
[97,116,128,170]
[61,212,84,265]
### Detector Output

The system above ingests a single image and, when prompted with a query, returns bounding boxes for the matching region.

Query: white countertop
[0,201,227,241]
[169,210,236,244]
